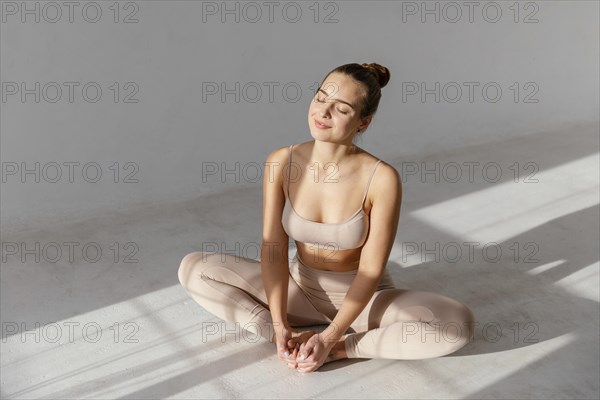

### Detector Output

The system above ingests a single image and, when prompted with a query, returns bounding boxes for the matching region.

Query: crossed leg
[342,288,476,360]
[178,251,331,342]
[178,251,476,360]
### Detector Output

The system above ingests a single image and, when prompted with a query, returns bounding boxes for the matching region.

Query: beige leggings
[178,251,476,360]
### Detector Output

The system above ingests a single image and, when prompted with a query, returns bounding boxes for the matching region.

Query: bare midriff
[296,244,362,272]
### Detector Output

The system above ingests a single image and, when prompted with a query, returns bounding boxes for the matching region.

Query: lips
[314,119,331,129]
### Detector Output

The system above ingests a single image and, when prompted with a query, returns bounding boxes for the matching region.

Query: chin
[308,129,320,140]
[309,127,330,139]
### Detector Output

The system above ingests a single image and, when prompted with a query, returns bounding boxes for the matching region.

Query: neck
[310,140,357,166]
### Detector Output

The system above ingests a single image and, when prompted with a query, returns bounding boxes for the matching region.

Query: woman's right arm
[261,147,291,332]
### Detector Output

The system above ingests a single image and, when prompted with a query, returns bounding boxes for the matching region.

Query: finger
[287,338,298,351]
[299,342,314,362]
[298,365,314,373]
[299,342,310,357]
[286,350,298,368]
[282,348,294,360]
[297,351,310,365]
[285,345,299,361]
[286,357,297,366]
[283,356,296,368]
[305,361,319,371]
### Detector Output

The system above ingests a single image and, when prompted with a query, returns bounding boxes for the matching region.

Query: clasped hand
[275,327,336,373]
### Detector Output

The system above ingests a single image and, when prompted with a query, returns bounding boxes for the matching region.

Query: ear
[359,115,373,131]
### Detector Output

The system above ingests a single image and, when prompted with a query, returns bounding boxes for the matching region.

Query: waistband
[290,252,396,294]
[296,252,359,275]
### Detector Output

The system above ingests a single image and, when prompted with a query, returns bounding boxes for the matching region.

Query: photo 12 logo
[401,81,540,104]
[400,1,540,24]
[200,1,340,24]
[2,161,140,183]
[1,82,140,104]
[2,321,140,344]
[1,1,140,23]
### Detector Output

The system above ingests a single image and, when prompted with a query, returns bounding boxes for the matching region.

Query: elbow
[357,263,386,281]
[261,240,288,264]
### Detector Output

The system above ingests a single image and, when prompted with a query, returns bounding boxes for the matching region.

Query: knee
[436,303,476,356]
[434,294,476,341]
[455,302,476,342]
[178,251,210,288]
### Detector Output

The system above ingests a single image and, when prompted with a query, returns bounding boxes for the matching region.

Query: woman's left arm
[321,163,403,343]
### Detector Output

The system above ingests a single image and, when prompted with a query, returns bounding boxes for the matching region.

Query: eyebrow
[318,88,355,109]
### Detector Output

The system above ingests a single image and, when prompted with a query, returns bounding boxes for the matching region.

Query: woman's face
[308,72,369,143]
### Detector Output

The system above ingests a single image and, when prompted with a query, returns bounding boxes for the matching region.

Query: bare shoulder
[265,145,291,169]
[265,145,291,164]
[263,145,292,190]
[369,159,402,205]
[356,148,400,185]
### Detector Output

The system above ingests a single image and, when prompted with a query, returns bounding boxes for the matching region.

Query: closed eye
[315,96,349,114]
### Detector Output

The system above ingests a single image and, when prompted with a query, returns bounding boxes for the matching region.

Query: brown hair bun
[361,63,391,88]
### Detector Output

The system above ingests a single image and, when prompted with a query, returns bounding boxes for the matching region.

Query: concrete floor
[2,121,599,399]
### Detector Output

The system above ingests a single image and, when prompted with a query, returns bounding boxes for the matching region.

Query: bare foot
[270,328,317,344]
[287,329,317,348]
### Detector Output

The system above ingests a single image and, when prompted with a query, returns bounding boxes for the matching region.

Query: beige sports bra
[281,144,382,250]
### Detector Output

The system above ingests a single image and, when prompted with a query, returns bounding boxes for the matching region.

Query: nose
[317,103,332,117]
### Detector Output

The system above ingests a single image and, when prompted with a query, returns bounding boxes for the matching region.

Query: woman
[178,63,476,373]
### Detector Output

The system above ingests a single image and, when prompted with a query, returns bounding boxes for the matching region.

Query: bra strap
[360,159,382,206]
[286,144,294,197]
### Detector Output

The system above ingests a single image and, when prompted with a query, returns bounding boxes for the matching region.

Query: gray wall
[2,1,598,233]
